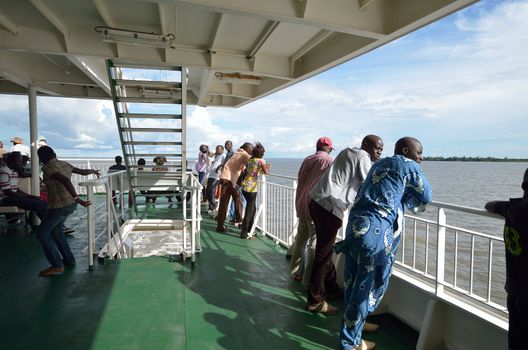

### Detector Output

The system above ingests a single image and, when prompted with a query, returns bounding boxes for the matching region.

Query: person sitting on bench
[0,152,47,223]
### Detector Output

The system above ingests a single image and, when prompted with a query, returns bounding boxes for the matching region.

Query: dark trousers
[1,195,47,221]
[240,191,257,238]
[308,199,342,305]
[206,178,219,211]
[507,294,528,350]
[217,180,242,229]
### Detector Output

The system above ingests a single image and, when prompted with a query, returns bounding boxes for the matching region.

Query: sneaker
[63,226,75,235]
[306,301,338,315]
[38,266,64,277]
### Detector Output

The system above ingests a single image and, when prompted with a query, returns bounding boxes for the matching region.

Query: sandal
[306,301,338,315]
[363,322,379,332]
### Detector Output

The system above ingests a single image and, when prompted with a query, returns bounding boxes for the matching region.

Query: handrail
[428,200,504,220]
[78,169,127,186]
[79,170,129,270]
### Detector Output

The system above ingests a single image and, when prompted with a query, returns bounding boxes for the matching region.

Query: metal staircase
[106,60,187,207]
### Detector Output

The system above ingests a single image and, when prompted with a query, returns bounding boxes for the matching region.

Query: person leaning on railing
[216,142,253,233]
[35,146,100,277]
[334,137,432,350]
[239,142,271,240]
[485,168,528,350]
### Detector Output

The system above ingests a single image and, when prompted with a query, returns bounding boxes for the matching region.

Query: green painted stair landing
[0,208,417,350]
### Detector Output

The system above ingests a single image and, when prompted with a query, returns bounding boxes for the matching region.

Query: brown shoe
[363,322,379,332]
[38,266,64,277]
[306,301,338,315]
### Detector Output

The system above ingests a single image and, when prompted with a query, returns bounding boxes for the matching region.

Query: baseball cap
[11,136,23,144]
[316,136,334,150]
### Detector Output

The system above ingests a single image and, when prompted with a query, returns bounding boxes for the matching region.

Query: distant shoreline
[424,157,528,162]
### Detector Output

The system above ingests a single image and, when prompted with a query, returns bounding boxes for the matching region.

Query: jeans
[0,195,47,221]
[36,202,77,268]
[240,191,257,238]
[228,187,246,221]
[206,178,219,211]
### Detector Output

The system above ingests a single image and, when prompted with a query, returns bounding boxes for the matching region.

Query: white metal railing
[397,201,507,318]
[64,158,185,194]
[253,173,508,319]
[78,170,202,269]
[182,172,203,265]
[79,170,128,270]
[255,173,298,246]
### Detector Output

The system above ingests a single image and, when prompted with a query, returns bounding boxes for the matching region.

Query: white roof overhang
[0,0,479,107]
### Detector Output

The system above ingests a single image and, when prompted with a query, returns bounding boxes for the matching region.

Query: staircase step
[118,113,182,119]
[114,79,182,89]
[121,127,182,133]
[116,97,181,104]
[123,141,182,146]
[110,61,181,71]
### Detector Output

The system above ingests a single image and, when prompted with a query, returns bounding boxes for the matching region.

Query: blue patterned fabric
[334,155,432,349]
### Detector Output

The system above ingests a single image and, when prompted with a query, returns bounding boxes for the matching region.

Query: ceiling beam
[247,20,280,59]
[158,3,178,62]
[67,56,111,96]
[196,69,215,106]
[358,0,374,10]
[0,52,108,98]
[30,0,70,52]
[289,29,332,75]
[0,11,18,35]
[93,0,121,57]
[158,0,386,39]
[209,13,224,51]
[94,0,116,27]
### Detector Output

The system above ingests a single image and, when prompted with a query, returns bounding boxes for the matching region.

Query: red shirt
[295,151,333,219]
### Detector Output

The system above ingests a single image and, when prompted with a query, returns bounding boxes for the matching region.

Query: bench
[0,177,32,226]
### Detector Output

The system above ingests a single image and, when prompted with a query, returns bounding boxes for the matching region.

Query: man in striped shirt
[290,137,334,289]
[0,152,47,222]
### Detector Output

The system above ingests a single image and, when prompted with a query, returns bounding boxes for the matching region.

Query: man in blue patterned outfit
[334,137,433,350]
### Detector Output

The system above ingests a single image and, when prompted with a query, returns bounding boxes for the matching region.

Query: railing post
[119,172,124,210]
[289,179,297,245]
[436,207,446,295]
[261,174,267,235]
[105,182,113,259]
[87,185,95,271]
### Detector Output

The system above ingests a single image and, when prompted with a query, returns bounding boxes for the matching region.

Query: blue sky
[1,0,527,158]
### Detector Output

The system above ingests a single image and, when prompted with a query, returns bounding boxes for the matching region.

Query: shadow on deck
[0,202,417,349]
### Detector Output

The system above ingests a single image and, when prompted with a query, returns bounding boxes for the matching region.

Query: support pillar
[28,84,39,197]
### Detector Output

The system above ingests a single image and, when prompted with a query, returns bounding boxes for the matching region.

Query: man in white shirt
[10,137,30,159]
[306,135,384,315]
[205,145,226,213]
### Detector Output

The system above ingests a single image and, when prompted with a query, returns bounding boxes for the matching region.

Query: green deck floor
[0,203,417,349]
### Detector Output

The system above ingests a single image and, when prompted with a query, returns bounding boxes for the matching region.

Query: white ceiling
[0,0,479,107]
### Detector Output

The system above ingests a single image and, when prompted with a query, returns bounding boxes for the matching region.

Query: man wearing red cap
[306,135,384,315]
[290,137,334,288]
